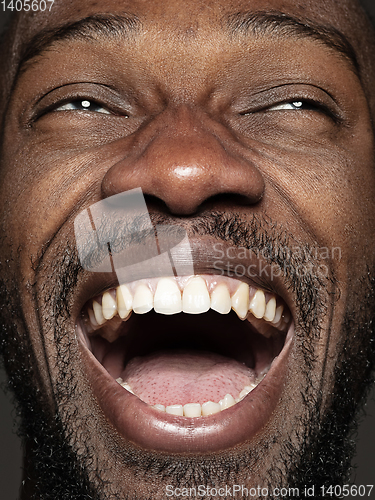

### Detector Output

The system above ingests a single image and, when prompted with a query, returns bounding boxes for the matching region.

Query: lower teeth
[115,375,266,417]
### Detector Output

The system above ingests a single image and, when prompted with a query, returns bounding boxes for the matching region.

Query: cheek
[0,112,139,259]
[0,137,104,265]
[263,129,375,267]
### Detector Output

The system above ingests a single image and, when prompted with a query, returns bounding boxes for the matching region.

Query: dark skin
[0,0,375,498]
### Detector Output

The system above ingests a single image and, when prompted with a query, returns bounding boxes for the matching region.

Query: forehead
[10,0,365,88]
[15,0,362,43]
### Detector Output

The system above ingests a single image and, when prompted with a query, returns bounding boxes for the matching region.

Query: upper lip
[73,235,297,319]
[74,235,296,453]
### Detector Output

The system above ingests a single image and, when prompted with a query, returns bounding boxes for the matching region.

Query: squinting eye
[55,99,111,114]
[268,101,318,111]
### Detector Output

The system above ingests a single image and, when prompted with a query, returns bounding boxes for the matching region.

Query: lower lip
[79,324,293,453]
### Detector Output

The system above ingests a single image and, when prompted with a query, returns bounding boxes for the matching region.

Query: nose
[101,106,265,215]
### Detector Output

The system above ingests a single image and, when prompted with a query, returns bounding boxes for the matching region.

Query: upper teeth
[85,275,290,334]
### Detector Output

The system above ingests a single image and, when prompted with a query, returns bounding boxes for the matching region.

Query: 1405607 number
[321,485,374,497]
[1,0,54,11]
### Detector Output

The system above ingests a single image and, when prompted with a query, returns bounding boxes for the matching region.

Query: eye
[268,100,321,112]
[54,99,112,114]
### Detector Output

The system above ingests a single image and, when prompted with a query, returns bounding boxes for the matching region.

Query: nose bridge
[159,103,207,138]
[101,105,265,215]
[144,105,230,173]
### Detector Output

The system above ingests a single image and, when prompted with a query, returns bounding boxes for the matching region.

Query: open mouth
[77,274,293,452]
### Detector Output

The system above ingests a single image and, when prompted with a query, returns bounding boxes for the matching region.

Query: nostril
[141,192,262,218]
[204,192,263,209]
[142,195,170,213]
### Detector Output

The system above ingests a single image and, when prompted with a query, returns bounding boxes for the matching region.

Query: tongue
[122,350,256,406]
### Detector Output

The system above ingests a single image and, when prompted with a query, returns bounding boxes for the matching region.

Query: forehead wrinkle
[226,11,361,78]
[16,13,141,77]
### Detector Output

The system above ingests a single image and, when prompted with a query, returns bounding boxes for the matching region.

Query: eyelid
[30,83,132,122]
[234,84,343,122]
[239,99,340,124]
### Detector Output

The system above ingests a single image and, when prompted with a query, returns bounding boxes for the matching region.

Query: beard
[0,213,374,500]
[286,269,375,492]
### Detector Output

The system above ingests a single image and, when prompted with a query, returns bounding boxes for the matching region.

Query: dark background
[1,2,375,498]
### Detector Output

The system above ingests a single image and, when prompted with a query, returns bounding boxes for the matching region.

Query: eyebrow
[226,11,360,75]
[16,10,360,78]
[17,14,141,75]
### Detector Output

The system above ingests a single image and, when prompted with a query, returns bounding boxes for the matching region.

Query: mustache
[195,213,331,333]
[75,211,193,276]
[56,211,332,335]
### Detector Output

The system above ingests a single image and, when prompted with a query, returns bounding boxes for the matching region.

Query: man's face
[1,0,375,498]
